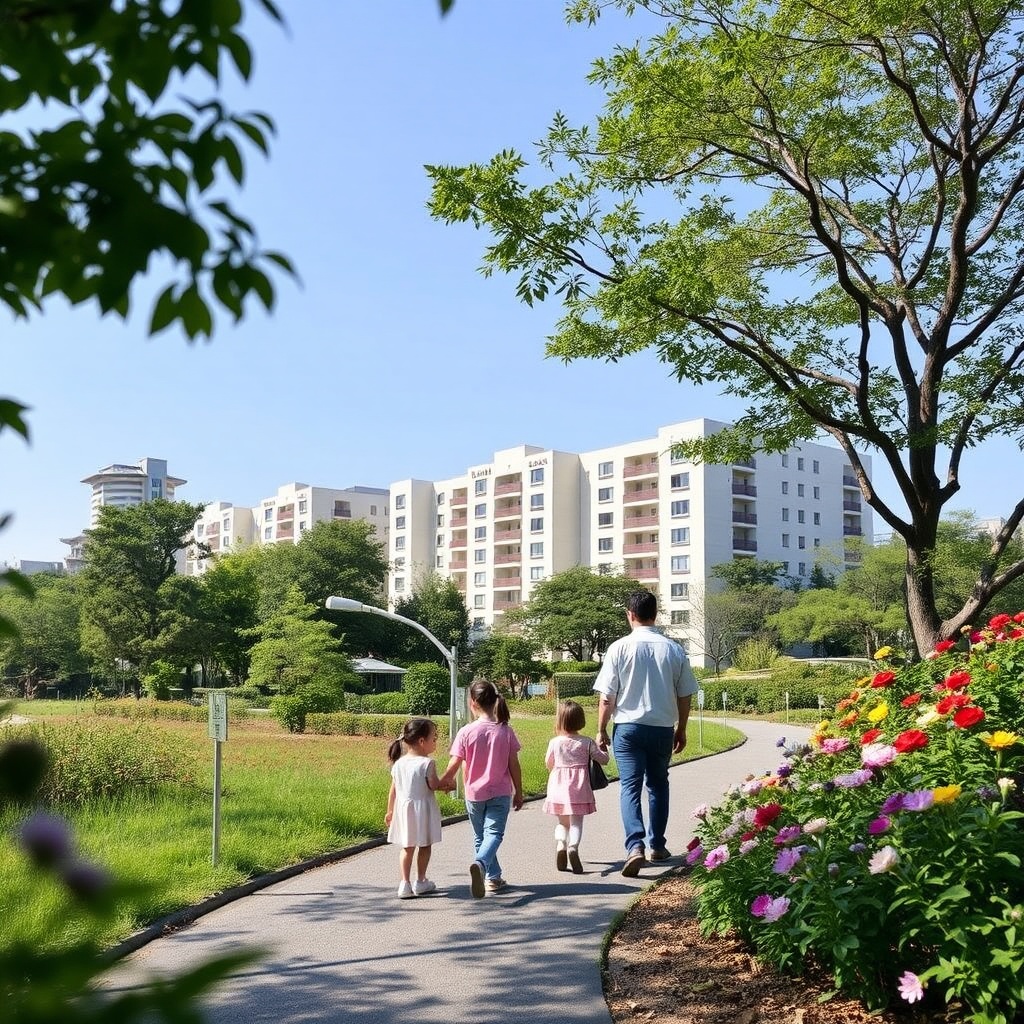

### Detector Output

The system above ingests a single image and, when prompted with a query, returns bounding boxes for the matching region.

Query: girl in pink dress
[543,700,610,873]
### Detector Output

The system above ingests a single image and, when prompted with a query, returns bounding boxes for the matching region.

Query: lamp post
[324,596,461,762]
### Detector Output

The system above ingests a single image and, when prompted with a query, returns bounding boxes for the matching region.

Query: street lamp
[324,596,462,762]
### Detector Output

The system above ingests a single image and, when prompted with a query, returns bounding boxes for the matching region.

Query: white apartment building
[185,483,389,575]
[388,419,872,667]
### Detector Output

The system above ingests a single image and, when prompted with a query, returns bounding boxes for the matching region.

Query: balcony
[732,511,758,525]
[732,483,757,497]
[277,505,294,521]
[733,538,758,552]
[450,493,468,507]
[493,598,521,611]
[493,576,522,589]
[843,500,863,512]
[842,474,858,488]
[449,536,467,549]
[733,458,757,470]
[624,513,659,528]
[623,542,658,554]
[625,566,659,580]
[494,480,522,495]
[494,552,521,564]
[448,559,467,571]
[843,526,863,536]
[623,488,659,504]
[623,460,659,479]
[494,529,521,542]
[450,514,467,527]
[844,550,863,563]
[493,502,522,520]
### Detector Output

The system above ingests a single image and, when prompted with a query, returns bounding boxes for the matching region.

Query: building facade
[388,419,872,666]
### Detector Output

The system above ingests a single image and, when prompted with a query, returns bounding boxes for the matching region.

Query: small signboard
[696,688,705,709]
[208,692,228,742]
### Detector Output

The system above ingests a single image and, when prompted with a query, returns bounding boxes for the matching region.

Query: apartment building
[388,419,872,666]
[185,483,389,575]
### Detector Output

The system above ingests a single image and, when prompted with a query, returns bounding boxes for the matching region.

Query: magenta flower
[820,737,850,754]
[897,971,925,1004]
[703,844,730,870]
[861,743,896,768]
[867,815,890,835]
[750,893,772,917]
[880,793,906,814]
[772,847,805,874]
[685,844,704,865]
[773,825,802,845]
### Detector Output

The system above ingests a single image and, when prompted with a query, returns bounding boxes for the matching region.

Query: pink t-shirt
[450,718,521,801]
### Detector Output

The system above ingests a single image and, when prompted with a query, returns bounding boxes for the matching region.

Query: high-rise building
[388,418,872,667]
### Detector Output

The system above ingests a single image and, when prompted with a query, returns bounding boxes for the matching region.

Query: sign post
[696,688,705,751]
[208,691,228,866]
[722,690,729,728]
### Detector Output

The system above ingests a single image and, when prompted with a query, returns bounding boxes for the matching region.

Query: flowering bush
[687,612,1024,1023]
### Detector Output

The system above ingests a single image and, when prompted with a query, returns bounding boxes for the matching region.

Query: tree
[467,633,546,697]
[770,589,889,659]
[685,584,754,675]
[79,499,206,675]
[505,566,638,660]
[428,0,1024,656]
[393,572,471,664]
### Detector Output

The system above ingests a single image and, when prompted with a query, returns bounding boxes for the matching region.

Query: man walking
[594,590,698,877]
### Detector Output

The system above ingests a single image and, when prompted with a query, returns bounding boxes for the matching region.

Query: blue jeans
[465,795,512,881]
[612,723,674,855]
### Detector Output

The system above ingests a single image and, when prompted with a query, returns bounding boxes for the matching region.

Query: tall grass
[0,707,741,948]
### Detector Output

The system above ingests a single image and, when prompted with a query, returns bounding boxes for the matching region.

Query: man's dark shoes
[649,848,673,862]
[621,847,646,877]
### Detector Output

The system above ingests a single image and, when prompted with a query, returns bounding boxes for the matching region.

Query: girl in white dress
[385,718,445,899]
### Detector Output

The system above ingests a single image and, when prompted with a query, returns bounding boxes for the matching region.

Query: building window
[436,534,443,548]
[798,562,807,576]
[814,538,821,548]
[781,561,789,573]
[264,508,273,522]
[530,542,544,558]
[781,454,789,468]
[798,536,806,549]
[671,527,690,545]
[395,494,406,510]
[671,555,690,573]
[471,479,486,498]
[670,500,689,517]
[436,556,443,568]
[474,503,486,518]
[395,536,406,550]
[196,524,204,537]
[797,457,805,471]
[530,566,544,580]
[598,537,613,553]
[813,512,821,525]
[298,499,307,514]
[437,492,445,505]
[437,514,444,527]
[298,521,307,534]
[222,537,230,549]
[597,563,612,575]
[395,556,405,567]
[781,481,789,495]
[813,460,820,474]
[370,505,377,515]
[264,526,272,540]
[474,595,485,609]
[670,582,688,599]
[797,483,805,497]
[530,517,543,532]
[782,533,790,548]
[474,526,487,540]
[598,461,614,478]
[813,486,820,500]
[598,512,614,527]
[670,449,685,464]
[598,486,613,502]
[781,508,789,522]
[334,500,351,518]
[670,472,689,489]
[395,515,406,530]
[670,610,690,625]
[530,494,544,510]
[474,548,486,563]
[394,577,405,592]
[474,572,486,586]
[797,510,805,524]
[530,468,544,484]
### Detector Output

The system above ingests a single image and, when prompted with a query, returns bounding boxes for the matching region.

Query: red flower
[944,671,972,690]
[893,730,929,753]
[753,802,783,828]
[740,831,755,842]
[838,712,859,728]
[860,728,883,745]
[687,835,701,851]
[936,693,971,714]
[900,694,922,708]
[1014,612,1024,624]
[871,671,896,688]
[953,706,986,729]
[989,613,1012,630]
[934,640,955,653]
[970,630,984,643]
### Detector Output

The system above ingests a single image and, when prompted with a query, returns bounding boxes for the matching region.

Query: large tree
[428,0,1024,655]
[393,572,471,664]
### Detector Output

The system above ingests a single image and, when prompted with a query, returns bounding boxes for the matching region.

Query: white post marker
[785,690,791,724]
[722,690,729,728]
[696,688,705,750]
[208,691,228,866]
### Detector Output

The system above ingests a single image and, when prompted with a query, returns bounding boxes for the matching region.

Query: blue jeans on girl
[465,795,512,880]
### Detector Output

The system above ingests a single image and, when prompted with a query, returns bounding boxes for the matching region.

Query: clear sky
[1,2,1018,563]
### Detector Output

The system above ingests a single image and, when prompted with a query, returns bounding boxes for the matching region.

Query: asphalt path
[108,719,807,1024]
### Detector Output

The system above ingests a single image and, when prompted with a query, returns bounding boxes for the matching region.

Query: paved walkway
[109,720,806,1024]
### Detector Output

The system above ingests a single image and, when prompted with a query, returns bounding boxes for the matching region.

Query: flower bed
[687,612,1024,1024]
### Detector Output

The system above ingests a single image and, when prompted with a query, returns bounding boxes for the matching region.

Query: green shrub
[360,692,409,715]
[142,660,181,701]
[91,697,248,723]
[270,694,306,733]
[403,662,450,715]
[732,637,782,672]
[551,660,600,674]
[269,680,345,733]
[553,671,598,699]
[305,712,450,742]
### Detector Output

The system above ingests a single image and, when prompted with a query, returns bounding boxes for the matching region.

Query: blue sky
[1,2,1018,563]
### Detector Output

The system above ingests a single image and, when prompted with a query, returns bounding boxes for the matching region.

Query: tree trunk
[904,548,942,656]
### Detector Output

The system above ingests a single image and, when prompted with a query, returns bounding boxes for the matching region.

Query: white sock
[554,823,568,845]
[568,816,583,848]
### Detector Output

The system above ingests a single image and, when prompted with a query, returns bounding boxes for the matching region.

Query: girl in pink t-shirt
[543,700,609,873]
[438,680,523,898]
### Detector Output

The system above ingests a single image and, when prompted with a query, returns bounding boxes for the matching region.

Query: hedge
[92,698,248,723]
[553,671,598,699]
[306,712,450,742]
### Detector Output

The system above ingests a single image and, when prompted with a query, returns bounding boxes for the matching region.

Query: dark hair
[556,699,585,734]
[627,589,657,622]
[387,717,437,764]
[468,680,509,725]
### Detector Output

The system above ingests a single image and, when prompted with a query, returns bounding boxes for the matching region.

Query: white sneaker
[412,878,436,896]
[397,881,415,899]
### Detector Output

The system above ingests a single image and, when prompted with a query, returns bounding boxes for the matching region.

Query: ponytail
[387,716,437,764]
[387,737,403,764]
[468,680,510,725]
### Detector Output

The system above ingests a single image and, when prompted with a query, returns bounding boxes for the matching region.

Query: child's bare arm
[509,751,524,810]
[426,759,452,792]
[436,756,462,790]
[384,781,396,825]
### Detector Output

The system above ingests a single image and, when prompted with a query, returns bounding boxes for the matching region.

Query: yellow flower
[982,730,1019,750]
[916,708,943,728]
[873,646,893,659]
[932,784,962,805]
[867,703,889,724]
[987,662,998,672]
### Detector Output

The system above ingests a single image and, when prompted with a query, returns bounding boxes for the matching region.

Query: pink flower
[820,737,850,754]
[703,845,730,870]
[685,844,704,865]
[773,847,805,874]
[868,845,900,874]
[867,815,890,835]
[761,896,791,923]
[739,838,760,856]
[750,893,772,917]
[773,825,802,845]
[898,971,925,1004]
[861,743,896,768]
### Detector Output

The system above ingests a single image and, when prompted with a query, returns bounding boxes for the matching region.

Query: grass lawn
[0,702,742,948]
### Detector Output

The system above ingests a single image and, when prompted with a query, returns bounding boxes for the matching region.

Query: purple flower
[761,896,791,923]
[834,769,874,788]
[17,813,73,868]
[750,893,772,917]
[772,847,805,874]
[867,816,890,835]
[60,859,111,901]
[776,736,787,748]
[902,790,935,812]
[849,842,867,854]
[776,764,792,778]
[868,845,900,874]
[822,781,836,792]
[977,785,999,801]
[685,844,704,865]
[773,825,802,845]
[703,845,730,870]
[897,971,925,1004]
[880,793,906,815]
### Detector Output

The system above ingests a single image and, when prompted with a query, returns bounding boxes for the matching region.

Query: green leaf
[0,399,30,440]
[149,285,179,335]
